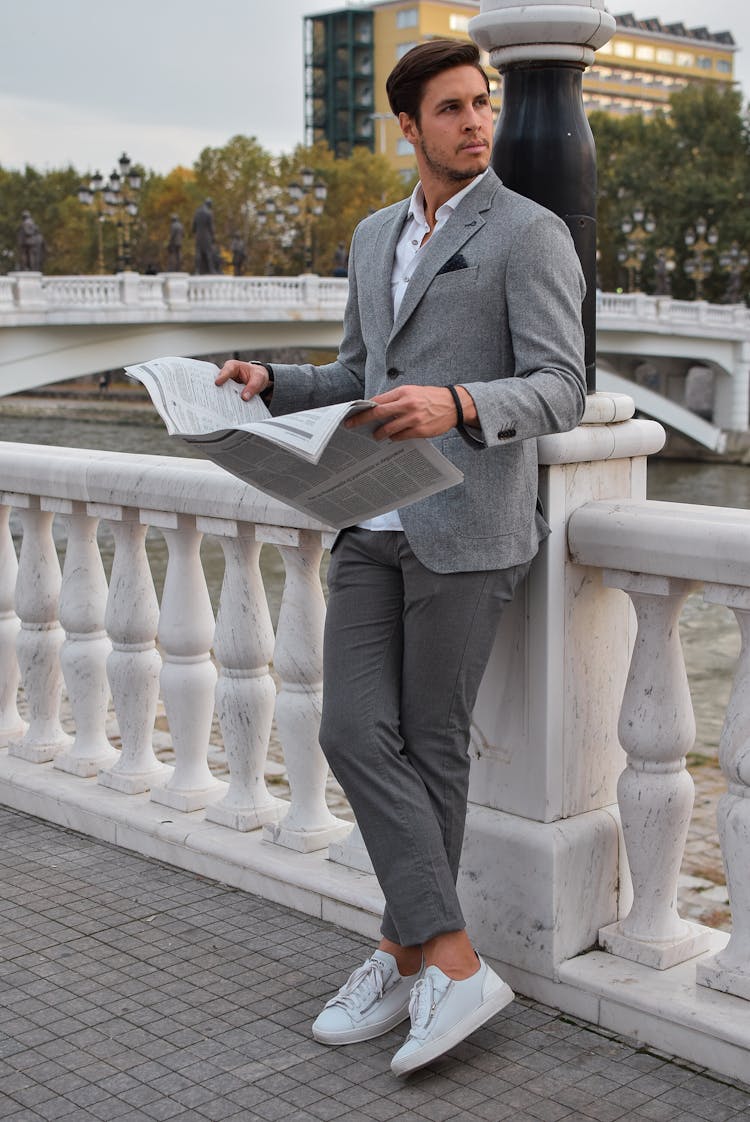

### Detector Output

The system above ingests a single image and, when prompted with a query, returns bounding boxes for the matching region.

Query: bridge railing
[598,291,750,332]
[1,436,750,1076]
[0,271,350,318]
[568,497,750,997]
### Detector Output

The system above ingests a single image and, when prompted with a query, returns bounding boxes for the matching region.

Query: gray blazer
[270,169,586,573]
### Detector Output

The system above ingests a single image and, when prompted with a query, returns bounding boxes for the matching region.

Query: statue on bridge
[16,211,46,272]
[167,214,184,271]
[192,199,218,274]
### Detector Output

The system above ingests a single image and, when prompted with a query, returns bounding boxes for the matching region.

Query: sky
[1,0,748,177]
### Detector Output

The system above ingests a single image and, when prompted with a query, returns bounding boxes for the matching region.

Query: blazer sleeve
[460,213,587,448]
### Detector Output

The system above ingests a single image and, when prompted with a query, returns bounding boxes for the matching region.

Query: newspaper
[125,356,464,530]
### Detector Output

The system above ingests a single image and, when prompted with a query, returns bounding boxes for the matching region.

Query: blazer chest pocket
[431,263,478,287]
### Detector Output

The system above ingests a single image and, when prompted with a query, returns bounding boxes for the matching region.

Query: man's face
[400,65,493,185]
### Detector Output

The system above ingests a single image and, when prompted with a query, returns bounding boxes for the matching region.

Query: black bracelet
[447,384,464,430]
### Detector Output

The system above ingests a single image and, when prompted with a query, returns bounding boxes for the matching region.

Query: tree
[591,85,750,301]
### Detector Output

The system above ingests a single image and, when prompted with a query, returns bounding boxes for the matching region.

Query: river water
[1,398,746,759]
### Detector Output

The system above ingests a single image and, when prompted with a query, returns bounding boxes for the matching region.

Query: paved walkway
[2,807,750,1122]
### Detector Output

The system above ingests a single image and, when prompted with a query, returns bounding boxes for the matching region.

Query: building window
[656,48,674,64]
[449,14,470,32]
[635,45,654,61]
[614,41,634,58]
[397,138,413,156]
[697,56,713,70]
[396,8,418,29]
[717,59,731,73]
[396,41,418,59]
[676,51,694,67]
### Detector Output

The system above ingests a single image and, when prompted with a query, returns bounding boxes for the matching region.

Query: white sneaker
[390,956,514,1076]
[312,950,421,1045]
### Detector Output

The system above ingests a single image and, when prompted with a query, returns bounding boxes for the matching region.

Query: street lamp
[618,205,655,292]
[287,168,327,272]
[683,217,718,300]
[653,247,676,296]
[78,153,141,273]
[718,241,749,304]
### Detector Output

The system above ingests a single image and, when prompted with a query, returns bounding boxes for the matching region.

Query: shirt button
[386,367,400,379]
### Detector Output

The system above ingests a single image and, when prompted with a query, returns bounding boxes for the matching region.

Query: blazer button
[497,428,517,439]
[386,366,400,379]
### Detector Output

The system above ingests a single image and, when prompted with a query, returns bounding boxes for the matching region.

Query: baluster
[148,513,222,811]
[0,503,25,744]
[200,518,285,830]
[95,507,169,794]
[697,584,750,999]
[599,571,714,967]
[258,527,349,852]
[51,501,117,776]
[9,496,70,761]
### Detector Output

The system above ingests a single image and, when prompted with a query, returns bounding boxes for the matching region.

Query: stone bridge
[2,271,749,452]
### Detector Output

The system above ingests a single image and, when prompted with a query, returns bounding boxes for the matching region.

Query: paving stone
[0,806,748,1122]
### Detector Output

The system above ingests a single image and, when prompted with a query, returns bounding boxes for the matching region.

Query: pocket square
[436,253,469,276]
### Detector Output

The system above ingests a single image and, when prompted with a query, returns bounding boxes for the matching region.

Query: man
[167,214,184,272]
[216,39,585,1075]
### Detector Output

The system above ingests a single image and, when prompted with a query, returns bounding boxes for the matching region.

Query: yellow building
[304,2,738,177]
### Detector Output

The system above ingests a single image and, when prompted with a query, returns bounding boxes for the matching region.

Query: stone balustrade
[568,499,750,1004]
[1,427,750,1081]
[0,272,349,321]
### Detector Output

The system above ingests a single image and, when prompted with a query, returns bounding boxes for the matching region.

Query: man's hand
[345,384,477,441]
[215,360,270,401]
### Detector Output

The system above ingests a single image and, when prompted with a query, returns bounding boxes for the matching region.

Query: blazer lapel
[389,172,498,341]
[370,200,410,343]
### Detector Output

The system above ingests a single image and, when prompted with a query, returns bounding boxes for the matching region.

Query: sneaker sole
[312,1003,411,1045]
[390,979,514,1075]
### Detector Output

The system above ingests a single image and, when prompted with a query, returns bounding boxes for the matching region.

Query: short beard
[416,135,488,183]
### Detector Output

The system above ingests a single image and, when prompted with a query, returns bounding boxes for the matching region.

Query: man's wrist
[251,361,274,404]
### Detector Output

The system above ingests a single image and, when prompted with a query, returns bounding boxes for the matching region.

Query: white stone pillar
[9,271,45,311]
[51,500,117,776]
[258,527,349,852]
[95,506,169,794]
[8,496,70,761]
[697,584,750,999]
[148,512,222,812]
[459,395,662,978]
[200,517,285,831]
[0,503,25,744]
[598,572,714,967]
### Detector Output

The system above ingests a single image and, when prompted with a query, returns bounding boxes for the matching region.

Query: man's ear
[399,112,417,145]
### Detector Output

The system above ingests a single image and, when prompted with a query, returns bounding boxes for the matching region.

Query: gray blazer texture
[269,168,586,574]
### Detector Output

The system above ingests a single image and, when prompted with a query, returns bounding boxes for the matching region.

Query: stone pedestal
[461,395,663,976]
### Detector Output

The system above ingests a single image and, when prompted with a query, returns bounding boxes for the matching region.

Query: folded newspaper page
[125,356,464,530]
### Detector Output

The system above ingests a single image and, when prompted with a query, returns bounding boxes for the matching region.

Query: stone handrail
[568,497,750,1000]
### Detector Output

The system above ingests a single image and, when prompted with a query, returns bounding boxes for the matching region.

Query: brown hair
[386,39,489,122]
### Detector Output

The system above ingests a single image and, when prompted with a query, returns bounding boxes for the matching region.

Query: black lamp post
[683,217,718,300]
[718,241,749,304]
[78,152,141,273]
[470,2,615,394]
[287,168,327,272]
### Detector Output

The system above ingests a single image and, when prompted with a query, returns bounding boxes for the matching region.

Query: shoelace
[325,956,387,1014]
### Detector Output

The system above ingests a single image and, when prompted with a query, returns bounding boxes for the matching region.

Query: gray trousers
[319,528,530,947]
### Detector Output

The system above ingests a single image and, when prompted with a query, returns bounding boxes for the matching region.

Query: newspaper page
[192,421,464,529]
[125,355,464,530]
[125,356,270,434]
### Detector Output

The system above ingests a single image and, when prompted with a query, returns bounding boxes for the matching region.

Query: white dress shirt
[358,170,488,533]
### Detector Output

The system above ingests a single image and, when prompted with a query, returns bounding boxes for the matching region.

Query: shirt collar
[407,168,489,225]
